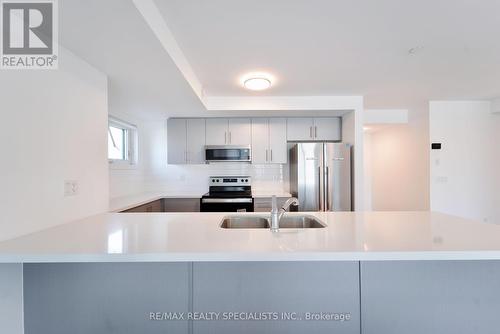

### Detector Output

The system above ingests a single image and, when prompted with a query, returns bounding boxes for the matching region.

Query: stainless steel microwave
[205,145,251,163]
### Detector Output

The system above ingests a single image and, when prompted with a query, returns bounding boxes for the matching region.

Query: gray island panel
[361,261,500,334]
[23,263,190,334]
[192,261,360,334]
[0,264,23,334]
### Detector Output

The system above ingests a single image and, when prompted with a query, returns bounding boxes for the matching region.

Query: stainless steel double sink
[220,215,326,229]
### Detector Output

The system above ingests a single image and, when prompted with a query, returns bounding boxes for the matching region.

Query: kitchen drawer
[163,198,200,212]
[122,199,163,212]
[254,197,289,212]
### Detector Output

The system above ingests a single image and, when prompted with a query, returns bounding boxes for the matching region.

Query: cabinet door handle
[315,126,317,138]
[265,149,268,162]
[229,131,232,144]
[309,126,313,138]
[270,149,273,162]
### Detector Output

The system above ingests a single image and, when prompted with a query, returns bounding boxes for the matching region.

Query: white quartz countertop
[110,191,292,212]
[1,211,500,263]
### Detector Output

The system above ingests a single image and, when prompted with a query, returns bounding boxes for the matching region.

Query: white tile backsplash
[143,163,288,194]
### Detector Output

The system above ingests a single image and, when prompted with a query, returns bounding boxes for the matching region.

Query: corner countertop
[110,191,292,212]
[1,211,500,263]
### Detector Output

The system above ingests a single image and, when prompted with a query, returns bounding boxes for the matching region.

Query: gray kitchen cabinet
[167,118,206,164]
[269,118,287,163]
[361,261,500,334]
[287,117,314,141]
[192,262,360,334]
[254,197,290,212]
[314,117,341,141]
[186,119,206,164]
[251,118,287,164]
[206,118,251,146]
[205,118,228,145]
[287,117,341,141]
[251,118,268,163]
[163,198,200,212]
[167,118,187,164]
[23,263,190,334]
[122,199,163,212]
[228,118,252,145]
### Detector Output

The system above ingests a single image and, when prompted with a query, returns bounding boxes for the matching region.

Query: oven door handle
[201,198,253,203]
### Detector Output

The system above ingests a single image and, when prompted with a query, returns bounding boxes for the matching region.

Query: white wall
[363,132,373,211]
[430,101,500,224]
[342,106,365,211]
[367,107,430,211]
[0,48,109,241]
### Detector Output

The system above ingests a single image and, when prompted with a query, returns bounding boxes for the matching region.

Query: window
[108,116,137,168]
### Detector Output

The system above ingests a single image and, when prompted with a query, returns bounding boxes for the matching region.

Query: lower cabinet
[192,262,360,334]
[164,198,200,212]
[122,199,163,212]
[121,198,200,213]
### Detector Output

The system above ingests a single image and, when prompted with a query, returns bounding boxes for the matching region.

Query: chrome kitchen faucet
[270,195,299,231]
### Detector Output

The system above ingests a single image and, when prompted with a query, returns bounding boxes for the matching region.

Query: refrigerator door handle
[325,166,329,211]
[318,166,322,211]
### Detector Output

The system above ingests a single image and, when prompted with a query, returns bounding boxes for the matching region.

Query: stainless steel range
[200,176,254,212]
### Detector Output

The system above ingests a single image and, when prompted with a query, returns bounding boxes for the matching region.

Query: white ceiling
[59,0,205,119]
[155,0,500,107]
[60,0,500,117]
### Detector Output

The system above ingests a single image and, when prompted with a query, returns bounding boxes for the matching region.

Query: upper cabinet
[186,119,206,164]
[313,117,341,141]
[228,118,252,145]
[286,118,314,141]
[167,118,206,164]
[205,119,228,145]
[169,117,341,165]
[167,119,187,164]
[206,118,251,146]
[287,117,341,141]
[251,118,287,164]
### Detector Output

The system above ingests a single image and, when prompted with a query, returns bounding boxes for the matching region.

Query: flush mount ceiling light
[241,72,274,91]
[243,77,271,91]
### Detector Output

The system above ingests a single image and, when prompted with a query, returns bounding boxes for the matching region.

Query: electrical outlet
[64,180,78,196]
[435,176,448,184]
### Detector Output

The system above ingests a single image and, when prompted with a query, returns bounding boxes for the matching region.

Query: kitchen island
[1,211,500,334]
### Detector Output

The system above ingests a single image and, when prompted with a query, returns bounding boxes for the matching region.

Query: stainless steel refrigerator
[289,143,352,211]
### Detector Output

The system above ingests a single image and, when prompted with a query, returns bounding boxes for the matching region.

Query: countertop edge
[4,251,500,263]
